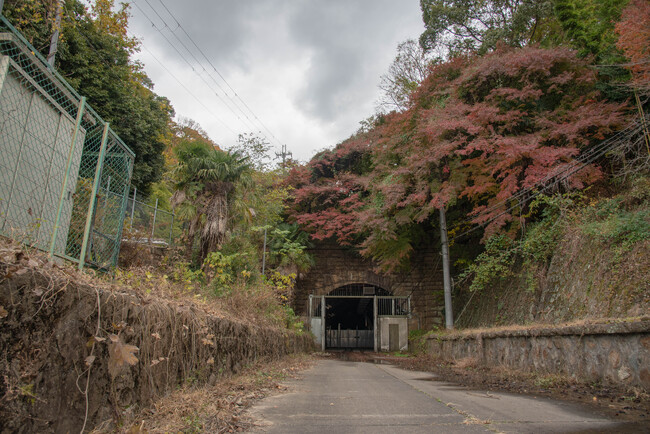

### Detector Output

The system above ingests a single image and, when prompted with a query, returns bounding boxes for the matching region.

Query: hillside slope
[454,179,650,328]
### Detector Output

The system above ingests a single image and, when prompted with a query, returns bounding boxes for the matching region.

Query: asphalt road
[247,358,646,434]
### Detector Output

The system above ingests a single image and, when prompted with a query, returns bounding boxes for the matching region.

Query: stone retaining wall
[426,320,650,390]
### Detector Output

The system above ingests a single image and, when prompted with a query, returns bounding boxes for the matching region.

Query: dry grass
[113,251,297,331]
[109,353,315,434]
[0,237,313,432]
[453,357,481,370]
[426,315,650,340]
[0,236,295,332]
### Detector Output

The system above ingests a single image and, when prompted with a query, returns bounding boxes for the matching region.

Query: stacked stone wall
[425,320,650,391]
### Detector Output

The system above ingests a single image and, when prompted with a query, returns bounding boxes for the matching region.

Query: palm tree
[171,140,252,265]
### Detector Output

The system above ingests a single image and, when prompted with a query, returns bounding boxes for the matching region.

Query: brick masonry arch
[293,243,446,330]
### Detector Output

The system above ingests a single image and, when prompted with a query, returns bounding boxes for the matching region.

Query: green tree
[171,140,253,265]
[553,0,628,60]
[57,0,172,192]
[419,0,557,55]
[377,39,437,112]
[553,0,631,101]
[228,132,273,172]
[3,0,173,193]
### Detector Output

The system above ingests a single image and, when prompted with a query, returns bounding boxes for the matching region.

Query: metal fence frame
[0,15,134,270]
[124,189,177,247]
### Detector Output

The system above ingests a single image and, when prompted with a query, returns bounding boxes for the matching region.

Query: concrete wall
[293,243,445,330]
[379,317,409,352]
[426,320,650,391]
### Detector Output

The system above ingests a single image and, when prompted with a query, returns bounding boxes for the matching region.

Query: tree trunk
[198,185,230,266]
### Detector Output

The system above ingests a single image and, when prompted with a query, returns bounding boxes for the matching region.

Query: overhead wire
[156,0,285,148]
[131,38,238,135]
[130,0,254,134]
[450,121,644,242]
[150,0,261,133]
[130,0,287,150]
[138,0,257,133]
[62,1,239,134]
[459,122,640,225]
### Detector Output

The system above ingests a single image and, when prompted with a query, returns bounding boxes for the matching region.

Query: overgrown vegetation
[459,177,650,295]
[0,239,313,433]
[287,0,649,313]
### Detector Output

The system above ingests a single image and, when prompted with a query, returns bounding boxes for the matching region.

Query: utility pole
[439,207,454,329]
[47,0,63,67]
[275,144,292,173]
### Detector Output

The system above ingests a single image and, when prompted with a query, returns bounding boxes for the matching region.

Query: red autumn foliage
[288,45,630,271]
[615,0,650,92]
[285,135,372,244]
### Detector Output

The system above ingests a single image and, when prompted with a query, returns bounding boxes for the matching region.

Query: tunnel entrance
[325,297,374,349]
[318,284,389,350]
[309,284,411,351]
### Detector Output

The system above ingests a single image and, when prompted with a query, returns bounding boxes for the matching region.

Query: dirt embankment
[0,247,313,433]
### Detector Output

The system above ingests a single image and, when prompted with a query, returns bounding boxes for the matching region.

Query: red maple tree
[289,46,630,271]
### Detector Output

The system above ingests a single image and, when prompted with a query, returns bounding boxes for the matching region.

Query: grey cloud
[131,0,294,72]
[130,0,424,158]
[287,0,423,123]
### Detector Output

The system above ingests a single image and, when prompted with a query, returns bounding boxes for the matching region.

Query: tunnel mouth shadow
[325,297,374,350]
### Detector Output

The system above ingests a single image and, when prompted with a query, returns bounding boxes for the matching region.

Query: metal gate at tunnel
[308,284,411,352]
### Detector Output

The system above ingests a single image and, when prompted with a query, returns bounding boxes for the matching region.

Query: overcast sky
[126,0,425,162]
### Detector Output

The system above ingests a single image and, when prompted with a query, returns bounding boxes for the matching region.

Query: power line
[157,0,284,148]
[454,122,640,228]
[157,0,284,147]
[132,36,238,135]
[59,2,237,135]
[130,0,287,150]
[130,1,255,134]
[138,0,258,134]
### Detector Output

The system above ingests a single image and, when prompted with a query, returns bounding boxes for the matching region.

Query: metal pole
[151,198,158,240]
[338,323,341,348]
[130,187,136,228]
[46,1,63,66]
[439,207,454,329]
[79,123,110,270]
[101,175,111,229]
[261,226,267,274]
[0,0,5,15]
[321,296,326,351]
[373,295,378,352]
[634,90,650,156]
[169,212,174,246]
[49,97,86,258]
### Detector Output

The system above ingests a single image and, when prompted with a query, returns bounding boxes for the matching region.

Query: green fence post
[130,187,136,228]
[151,197,158,240]
[169,213,174,246]
[49,96,86,258]
[78,122,109,270]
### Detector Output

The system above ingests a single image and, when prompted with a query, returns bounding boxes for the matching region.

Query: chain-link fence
[124,189,177,247]
[0,15,134,270]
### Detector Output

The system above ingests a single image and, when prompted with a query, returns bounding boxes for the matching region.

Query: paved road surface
[247,358,646,433]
